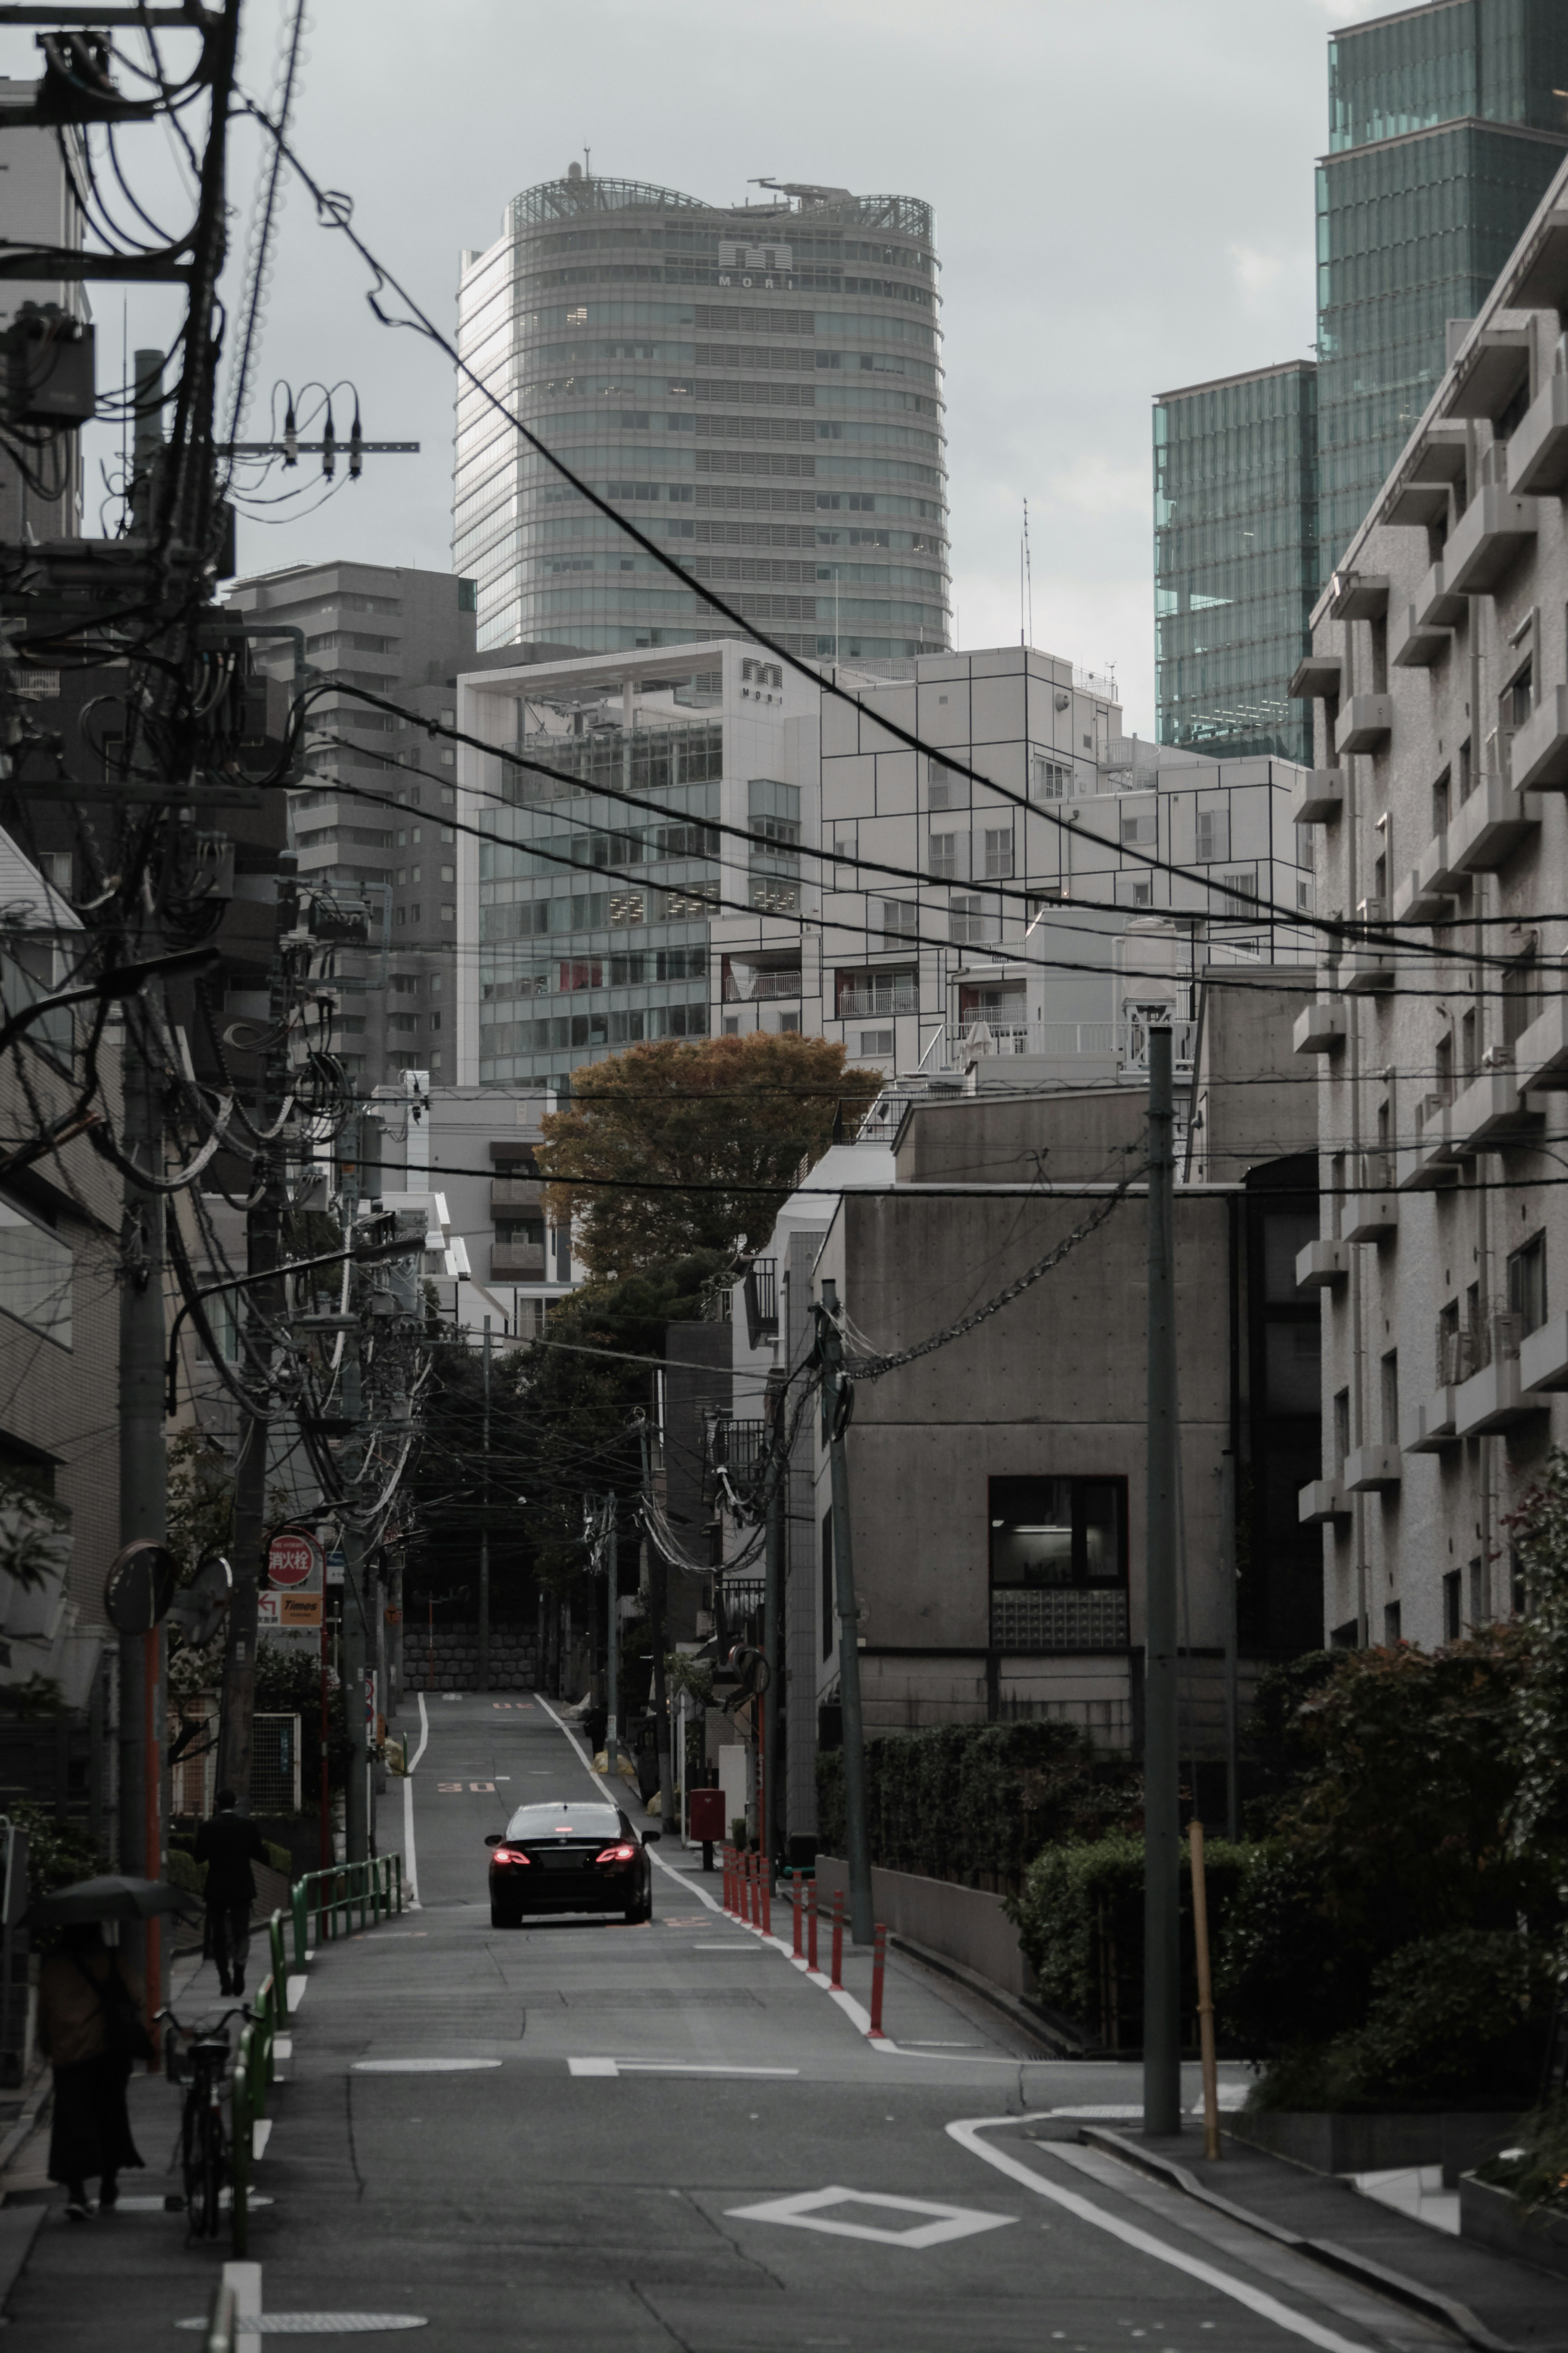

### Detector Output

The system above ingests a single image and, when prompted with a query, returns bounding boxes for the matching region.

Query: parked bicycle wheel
[199,2098,225,2238]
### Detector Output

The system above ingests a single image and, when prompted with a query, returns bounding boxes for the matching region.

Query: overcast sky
[6,0,1372,732]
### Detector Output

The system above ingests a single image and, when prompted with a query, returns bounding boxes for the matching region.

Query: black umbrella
[29,1875,200,1927]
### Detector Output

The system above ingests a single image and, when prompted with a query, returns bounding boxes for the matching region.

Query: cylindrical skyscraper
[454,169,949,659]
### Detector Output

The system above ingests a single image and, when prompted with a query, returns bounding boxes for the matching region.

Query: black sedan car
[486,1800,658,1926]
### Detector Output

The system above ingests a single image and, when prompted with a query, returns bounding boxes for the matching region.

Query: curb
[1080,2126,1519,2353]
[883,1930,1082,2059]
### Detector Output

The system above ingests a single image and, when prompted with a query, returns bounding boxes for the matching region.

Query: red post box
[688,1786,726,1871]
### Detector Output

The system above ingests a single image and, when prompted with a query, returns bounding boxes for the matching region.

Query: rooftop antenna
[1023,497,1034,648]
[583,145,591,178]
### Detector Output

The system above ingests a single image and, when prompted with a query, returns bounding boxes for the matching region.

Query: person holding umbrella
[37,1922,147,2219]
[194,1789,267,1997]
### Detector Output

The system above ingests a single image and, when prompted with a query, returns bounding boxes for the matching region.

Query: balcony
[1289,652,1343,701]
[1391,860,1453,924]
[1334,695,1393,756]
[1387,422,1468,526]
[1446,325,1531,422]
[1293,1000,1347,1055]
[1519,1311,1568,1393]
[1417,828,1466,898]
[491,1175,543,1212]
[1299,1478,1350,1524]
[837,986,918,1019]
[1390,600,1451,670]
[1443,486,1540,594]
[723,968,803,1003]
[1396,1093,1458,1190]
[490,1242,546,1280]
[1508,372,1568,494]
[1447,774,1541,873]
[1343,1190,1397,1243]
[1448,1064,1541,1154]
[1414,558,1467,630]
[1509,685,1568,789]
[1514,999,1568,1093]
[1401,1388,1457,1454]
[1295,1237,1348,1289]
[947,1018,1118,1064]
[1336,898,1394,991]
[1345,1443,1401,1492]
[1454,1314,1542,1434]
[1290,769,1344,825]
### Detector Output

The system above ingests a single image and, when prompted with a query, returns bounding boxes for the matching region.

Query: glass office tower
[454,169,951,660]
[1154,361,1319,766]
[1317,0,1568,576]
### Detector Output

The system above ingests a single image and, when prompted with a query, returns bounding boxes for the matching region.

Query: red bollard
[830,1889,845,1991]
[807,1883,818,1973]
[745,1850,756,1926]
[722,1844,732,1913]
[869,1922,888,2039]
[791,1876,803,1959]
[761,1864,772,1939]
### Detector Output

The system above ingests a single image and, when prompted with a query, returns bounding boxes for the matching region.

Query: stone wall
[403,1622,538,1691]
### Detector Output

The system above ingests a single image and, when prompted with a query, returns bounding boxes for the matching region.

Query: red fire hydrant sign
[263,1530,324,1626]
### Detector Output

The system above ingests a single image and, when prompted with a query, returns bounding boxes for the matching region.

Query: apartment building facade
[454,167,949,661]
[1293,152,1568,1646]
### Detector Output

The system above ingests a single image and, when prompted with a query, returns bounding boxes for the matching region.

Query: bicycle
[156,2003,249,2238]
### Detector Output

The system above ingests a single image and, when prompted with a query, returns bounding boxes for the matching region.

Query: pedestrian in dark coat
[38,1922,144,2219]
[194,1788,267,1996]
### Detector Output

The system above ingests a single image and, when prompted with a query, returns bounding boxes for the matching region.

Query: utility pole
[1143,1021,1182,2139]
[603,1491,619,1776]
[637,1412,677,1840]
[477,1315,491,1693]
[339,1117,371,1865]
[761,1368,786,1880]
[117,995,167,2015]
[815,1280,872,1946]
[217,956,287,1807]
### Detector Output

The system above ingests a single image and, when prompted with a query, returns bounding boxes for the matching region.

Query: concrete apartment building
[706,974,1318,1844]
[1292,151,1568,1647]
[455,168,949,664]
[225,560,580,1091]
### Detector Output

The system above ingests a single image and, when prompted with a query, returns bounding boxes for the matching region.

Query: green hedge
[815,1719,1136,1889]
[1007,1833,1254,2051]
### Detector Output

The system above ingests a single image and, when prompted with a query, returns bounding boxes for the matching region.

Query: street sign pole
[1143,1022,1182,2139]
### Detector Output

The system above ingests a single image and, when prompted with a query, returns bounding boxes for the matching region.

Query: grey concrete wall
[816,1852,1029,1998]
[1190,966,1316,1183]
[895,1088,1149,1188]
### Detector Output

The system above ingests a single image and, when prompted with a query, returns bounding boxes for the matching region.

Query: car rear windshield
[505,1803,622,1838]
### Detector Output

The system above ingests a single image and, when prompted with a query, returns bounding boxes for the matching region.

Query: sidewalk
[1079,2123,1568,2353]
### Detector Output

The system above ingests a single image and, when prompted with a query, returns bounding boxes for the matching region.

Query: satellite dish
[167,1552,233,1650]
[103,1540,178,1635]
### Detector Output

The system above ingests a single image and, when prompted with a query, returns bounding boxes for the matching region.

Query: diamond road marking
[724,2186,1016,2248]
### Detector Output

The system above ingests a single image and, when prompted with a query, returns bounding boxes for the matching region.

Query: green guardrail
[231,1907,287,2257]
[290,1854,402,1970]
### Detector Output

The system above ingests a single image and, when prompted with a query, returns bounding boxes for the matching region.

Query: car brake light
[595,1842,638,1863]
[491,1846,531,1865]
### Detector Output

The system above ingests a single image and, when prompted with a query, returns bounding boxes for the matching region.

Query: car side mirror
[643,1831,661,1844]
[484,1832,502,1847]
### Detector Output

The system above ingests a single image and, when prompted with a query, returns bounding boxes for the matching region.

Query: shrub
[1008,1833,1254,2049]
[1478,2094,1568,2215]
[815,1720,1138,1888]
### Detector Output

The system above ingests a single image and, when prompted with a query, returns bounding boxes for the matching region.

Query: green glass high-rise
[1317,0,1568,577]
[1154,361,1319,766]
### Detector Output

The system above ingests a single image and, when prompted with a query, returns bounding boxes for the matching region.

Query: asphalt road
[7,1694,1465,2352]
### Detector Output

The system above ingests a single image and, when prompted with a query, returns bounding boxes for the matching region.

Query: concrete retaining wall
[1230,2108,1518,2184]
[403,1624,538,1691]
[816,1853,1029,1998]
[1460,2174,1568,2281]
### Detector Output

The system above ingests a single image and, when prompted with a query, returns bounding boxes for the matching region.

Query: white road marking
[691,1941,765,1950]
[351,2059,503,2074]
[409,1692,430,1773]
[285,1977,308,2011]
[948,2117,1377,2353]
[272,2036,292,2061]
[725,2186,1014,2250]
[179,2318,427,2335]
[401,1770,420,1910]
[252,2119,272,2159]
[568,2056,799,2078]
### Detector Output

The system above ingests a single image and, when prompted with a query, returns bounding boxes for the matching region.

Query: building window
[1469,1553,1489,1624]
[778,1012,800,1033]
[929,832,959,881]
[949,895,997,945]
[1383,1601,1402,1647]
[1194,808,1230,863]
[1508,660,1533,729]
[1508,1231,1547,1336]
[859,1029,893,1056]
[983,828,1013,879]
[880,900,918,948]
[441,865,455,884]
[927,759,958,810]
[1333,1387,1350,1468]
[441,905,456,922]
[0,1191,72,1349]
[1032,756,1073,801]
[836,967,916,1018]
[1443,1568,1462,1643]
[1380,1350,1399,1445]
[988,1475,1128,1652]
[1121,811,1155,847]
[1114,874,1154,909]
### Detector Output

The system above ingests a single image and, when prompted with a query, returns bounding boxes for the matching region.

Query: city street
[9,1697,1557,2353]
